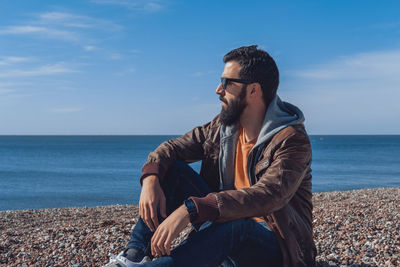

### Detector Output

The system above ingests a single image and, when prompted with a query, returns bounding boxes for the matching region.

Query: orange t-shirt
[234,128,264,222]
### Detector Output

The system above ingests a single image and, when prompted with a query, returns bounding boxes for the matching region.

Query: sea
[1,135,399,211]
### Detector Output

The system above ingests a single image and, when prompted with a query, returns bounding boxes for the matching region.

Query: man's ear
[250,83,261,96]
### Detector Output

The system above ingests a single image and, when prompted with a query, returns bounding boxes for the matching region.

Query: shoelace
[107,253,117,263]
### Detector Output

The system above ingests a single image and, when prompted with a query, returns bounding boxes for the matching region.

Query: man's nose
[216,83,225,95]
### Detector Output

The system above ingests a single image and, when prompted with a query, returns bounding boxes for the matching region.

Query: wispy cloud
[114,67,136,76]
[37,12,121,31]
[0,11,120,43]
[91,0,166,12]
[0,25,80,41]
[0,63,77,78]
[52,107,83,113]
[283,49,400,134]
[130,49,142,54]
[290,50,400,81]
[38,12,92,28]
[0,56,32,66]
[84,45,97,51]
[110,53,123,60]
[0,81,34,88]
[0,89,15,95]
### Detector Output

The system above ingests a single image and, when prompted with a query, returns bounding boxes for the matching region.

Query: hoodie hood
[252,94,304,151]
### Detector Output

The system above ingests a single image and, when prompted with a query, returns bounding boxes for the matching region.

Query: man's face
[216,61,247,126]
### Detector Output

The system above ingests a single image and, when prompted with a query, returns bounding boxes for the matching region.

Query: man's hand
[139,175,167,232]
[151,204,190,257]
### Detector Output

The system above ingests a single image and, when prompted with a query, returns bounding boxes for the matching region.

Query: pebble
[313,187,399,266]
[0,188,399,266]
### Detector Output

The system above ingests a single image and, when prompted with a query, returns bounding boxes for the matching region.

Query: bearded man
[105,45,316,267]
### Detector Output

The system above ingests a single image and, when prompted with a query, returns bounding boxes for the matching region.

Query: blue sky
[1,0,399,135]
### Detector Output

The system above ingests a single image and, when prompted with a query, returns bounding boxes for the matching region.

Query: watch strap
[184,198,198,223]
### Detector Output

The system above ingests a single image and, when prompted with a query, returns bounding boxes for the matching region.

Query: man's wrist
[142,174,158,185]
[179,204,191,222]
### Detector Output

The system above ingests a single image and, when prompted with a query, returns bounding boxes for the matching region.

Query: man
[105,45,316,267]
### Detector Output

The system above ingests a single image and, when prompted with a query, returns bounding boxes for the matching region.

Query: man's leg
[143,218,282,267]
[125,161,212,260]
[223,222,282,267]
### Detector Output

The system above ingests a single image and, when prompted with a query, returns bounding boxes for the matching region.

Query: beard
[219,87,247,126]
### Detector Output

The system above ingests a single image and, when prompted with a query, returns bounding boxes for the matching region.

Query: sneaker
[104,251,151,267]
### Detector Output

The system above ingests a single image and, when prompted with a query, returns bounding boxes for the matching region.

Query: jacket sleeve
[204,128,311,223]
[140,116,218,184]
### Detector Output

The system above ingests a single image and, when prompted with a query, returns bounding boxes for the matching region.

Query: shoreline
[1,187,399,266]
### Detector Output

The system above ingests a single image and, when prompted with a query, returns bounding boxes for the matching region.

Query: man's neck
[240,106,267,142]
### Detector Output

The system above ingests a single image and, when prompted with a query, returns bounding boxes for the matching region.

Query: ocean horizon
[1,135,399,211]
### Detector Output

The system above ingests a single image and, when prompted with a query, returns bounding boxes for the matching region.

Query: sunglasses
[220,77,253,90]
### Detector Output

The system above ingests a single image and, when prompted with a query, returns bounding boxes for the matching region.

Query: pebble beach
[1,187,399,267]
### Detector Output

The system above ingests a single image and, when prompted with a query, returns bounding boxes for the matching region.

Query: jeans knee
[164,160,191,182]
[161,161,211,212]
[168,160,188,173]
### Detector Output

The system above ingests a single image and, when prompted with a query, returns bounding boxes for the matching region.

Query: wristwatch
[184,199,198,223]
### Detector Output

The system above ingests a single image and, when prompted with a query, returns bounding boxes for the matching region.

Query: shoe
[104,251,151,267]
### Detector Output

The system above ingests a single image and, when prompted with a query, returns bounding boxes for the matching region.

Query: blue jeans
[127,161,282,267]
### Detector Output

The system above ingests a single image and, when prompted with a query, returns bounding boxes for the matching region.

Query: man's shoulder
[278,124,307,136]
[208,114,221,127]
[184,115,221,144]
[200,114,221,136]
[271,124,310,146]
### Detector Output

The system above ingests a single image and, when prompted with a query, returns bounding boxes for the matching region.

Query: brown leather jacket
[141,115,316,266]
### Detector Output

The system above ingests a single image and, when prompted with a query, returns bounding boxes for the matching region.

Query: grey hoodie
[218,94,305,190]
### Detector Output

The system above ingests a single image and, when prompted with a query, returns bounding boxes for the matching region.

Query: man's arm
[139,116,219,232]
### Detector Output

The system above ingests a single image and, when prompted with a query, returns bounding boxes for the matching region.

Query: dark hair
[223,45,279,106]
